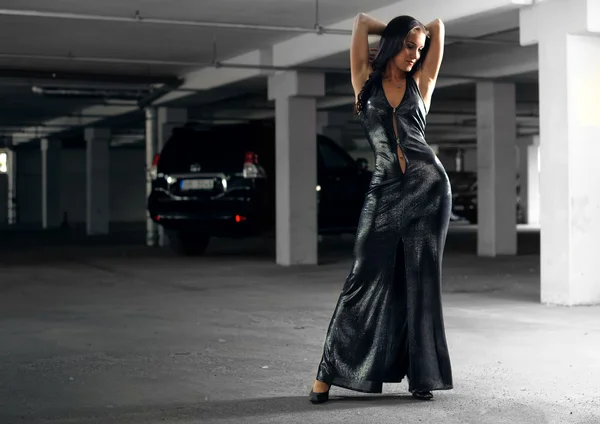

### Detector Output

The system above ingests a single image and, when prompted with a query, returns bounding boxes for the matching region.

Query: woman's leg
[313,213,407,392]
[401,215,453,393]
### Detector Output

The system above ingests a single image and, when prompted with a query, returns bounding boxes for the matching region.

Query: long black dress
[316,75,453,394]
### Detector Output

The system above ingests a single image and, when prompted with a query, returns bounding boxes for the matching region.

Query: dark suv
[447,171,525,224]
[147,123,372,254]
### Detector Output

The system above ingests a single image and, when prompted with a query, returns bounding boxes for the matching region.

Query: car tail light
[243,151,266,179]
[150,154,160,180]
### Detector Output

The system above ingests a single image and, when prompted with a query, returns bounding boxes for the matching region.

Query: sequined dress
[315,76,453,394]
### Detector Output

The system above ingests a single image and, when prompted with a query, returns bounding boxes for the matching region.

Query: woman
[309,14,452,403]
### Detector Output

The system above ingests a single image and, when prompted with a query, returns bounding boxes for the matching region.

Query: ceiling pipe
[0,78,204,95]
[0,124,79,129]
[0,112,112,119]
[31,85,150,99]
[0,53,206,67]
[0,8,348,35]
[137,78,185,109]
[0,52,522,85]
[0,80,158,91]
[0,8,518,45]
[0,68,179,86]
[0,52,352,74]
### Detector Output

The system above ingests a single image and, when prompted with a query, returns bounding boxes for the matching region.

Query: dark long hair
[355,15,430,114]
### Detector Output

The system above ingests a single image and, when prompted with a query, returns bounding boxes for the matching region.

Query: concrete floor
[1,226,599,423]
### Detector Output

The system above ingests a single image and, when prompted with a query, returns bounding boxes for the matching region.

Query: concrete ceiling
[0,85,95,127]
[0,0,541,147]
[0,0,401,75]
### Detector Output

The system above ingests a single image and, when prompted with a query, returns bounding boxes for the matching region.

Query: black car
[447,171,524,224]
[147,123,372,255]
[447,171,478,223]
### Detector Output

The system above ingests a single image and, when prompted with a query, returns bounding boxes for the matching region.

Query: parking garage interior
[1,0,600,423]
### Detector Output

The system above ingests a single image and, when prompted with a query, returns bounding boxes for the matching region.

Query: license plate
[180,179,214,191]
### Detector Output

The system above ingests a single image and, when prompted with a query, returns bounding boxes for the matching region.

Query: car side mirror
[356,158,369,172]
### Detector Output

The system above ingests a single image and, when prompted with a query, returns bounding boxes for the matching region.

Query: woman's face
[393,29,426,73]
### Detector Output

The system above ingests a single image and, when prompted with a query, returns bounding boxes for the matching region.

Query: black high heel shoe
[411,390,433,400]
[309,389,330,404]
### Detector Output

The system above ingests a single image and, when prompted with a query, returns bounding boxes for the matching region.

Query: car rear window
[158,127,272,174]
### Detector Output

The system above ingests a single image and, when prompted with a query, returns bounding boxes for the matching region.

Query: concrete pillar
[526,142,540,225]
[455,148,465,172]
[40,138,61,229]
[157,107,187,151]
[476,82,517,256]
[156,107,187,247]
[145,107,158,247]
[268,71,325,266]
[84,127,110,235]
[518,135,540,225]
[6,147,17,225]
[520,0,600,305]
[463,148,477,172]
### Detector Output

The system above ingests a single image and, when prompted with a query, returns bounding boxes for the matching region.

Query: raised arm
[350,13,386,101]
[415,18,445,110]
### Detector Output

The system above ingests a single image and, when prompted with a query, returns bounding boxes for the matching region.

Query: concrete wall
[0,174,7,225]
[4,142,481,227]
[16,150,42,224]
[11,147,146,226]
[109,149,147,222]
[463,148,477,172]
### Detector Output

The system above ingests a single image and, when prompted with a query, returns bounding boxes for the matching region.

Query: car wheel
[169,231,210,256]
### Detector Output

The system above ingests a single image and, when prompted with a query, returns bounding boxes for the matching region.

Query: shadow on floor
[6,395,427,423]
